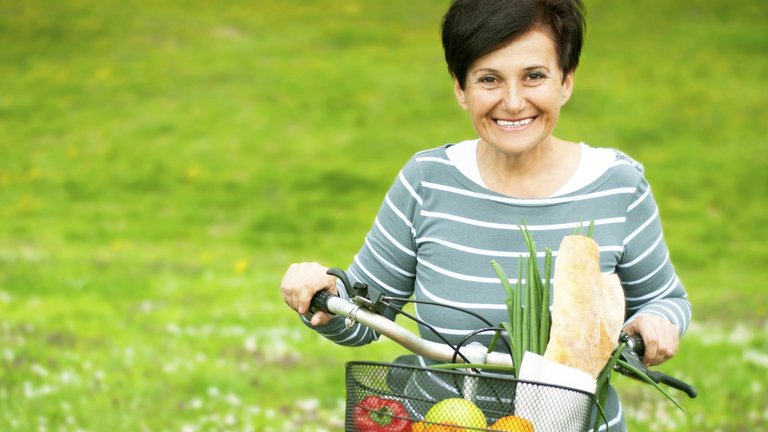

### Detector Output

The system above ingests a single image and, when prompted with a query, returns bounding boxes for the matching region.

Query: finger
[622,321,638,336]
[652,329,679,366]
[642,337,659,366]
[298,274,337,314]
[279,264,299,310]
[310,311,333,327]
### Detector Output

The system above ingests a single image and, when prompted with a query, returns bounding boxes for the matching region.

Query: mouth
[495,117,535,129]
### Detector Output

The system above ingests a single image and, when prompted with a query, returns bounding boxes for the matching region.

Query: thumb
[310,311,334,327]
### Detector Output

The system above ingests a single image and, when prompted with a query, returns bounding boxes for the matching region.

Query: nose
[501,82,525,113]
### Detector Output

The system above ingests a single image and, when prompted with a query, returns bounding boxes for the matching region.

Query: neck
[477,138,580,198]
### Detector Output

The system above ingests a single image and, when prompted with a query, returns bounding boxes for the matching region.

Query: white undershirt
[445,139,616,197]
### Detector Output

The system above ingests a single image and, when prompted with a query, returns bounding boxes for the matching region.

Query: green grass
[1,0,766,430]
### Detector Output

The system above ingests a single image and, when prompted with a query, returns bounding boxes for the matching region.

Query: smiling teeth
[497,118,533,128]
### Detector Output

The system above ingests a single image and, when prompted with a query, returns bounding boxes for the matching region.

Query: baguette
[543,235,625,378]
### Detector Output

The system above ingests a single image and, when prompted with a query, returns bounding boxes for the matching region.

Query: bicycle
[309,268,697,432]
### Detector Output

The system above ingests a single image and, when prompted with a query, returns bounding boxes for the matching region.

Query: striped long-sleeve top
[304,143,691,430]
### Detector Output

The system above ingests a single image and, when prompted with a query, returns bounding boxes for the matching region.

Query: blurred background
[1,0,766,430]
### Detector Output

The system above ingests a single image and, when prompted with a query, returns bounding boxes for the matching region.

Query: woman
[280,0,692,430]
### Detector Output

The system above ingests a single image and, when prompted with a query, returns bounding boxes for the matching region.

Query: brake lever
[326,268,388,315]
[615,333,698,398]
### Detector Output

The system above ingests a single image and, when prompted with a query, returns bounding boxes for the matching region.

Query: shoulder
[609,148,645,174]
[400,144,455,180]
[586,145,647,187]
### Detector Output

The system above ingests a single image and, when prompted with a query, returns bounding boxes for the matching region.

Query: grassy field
[1,0,766,430]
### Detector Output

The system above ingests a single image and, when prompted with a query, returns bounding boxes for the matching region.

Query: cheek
[465,91,500,115]
[531,88,565,111]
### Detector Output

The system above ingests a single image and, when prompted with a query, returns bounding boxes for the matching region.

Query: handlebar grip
[309,289,336,315]
[648,371,699,398]
[626,333,645,357]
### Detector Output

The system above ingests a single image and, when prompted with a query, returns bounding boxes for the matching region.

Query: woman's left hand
[623,314,680,366]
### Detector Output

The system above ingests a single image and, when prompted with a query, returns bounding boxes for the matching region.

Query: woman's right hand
[279,262,338,326]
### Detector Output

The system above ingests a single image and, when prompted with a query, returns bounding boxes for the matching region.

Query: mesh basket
[345,361,595,431]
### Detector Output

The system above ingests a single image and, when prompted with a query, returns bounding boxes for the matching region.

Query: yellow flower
[233,259,248,273]
[185,165,201,182]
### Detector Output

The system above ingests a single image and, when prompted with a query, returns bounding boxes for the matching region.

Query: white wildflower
[743,349,768,368]
[163,362,178,373]
[31,363,49,377]
[93,370,106,382]
[226,393,241,407]
[243,336,257,353]
[296,398,319,412]
[166,323,181,335]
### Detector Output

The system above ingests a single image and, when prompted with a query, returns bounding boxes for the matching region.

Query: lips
[495,117,534,128]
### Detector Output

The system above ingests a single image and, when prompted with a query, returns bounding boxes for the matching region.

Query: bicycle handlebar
[310,273,697,398]
[620,333,698,398]
[311,288,513,366]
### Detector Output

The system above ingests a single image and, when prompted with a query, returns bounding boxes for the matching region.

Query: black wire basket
[345,361,596,431]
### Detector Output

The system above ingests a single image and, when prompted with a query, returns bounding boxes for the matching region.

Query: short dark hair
[442,0,586,89]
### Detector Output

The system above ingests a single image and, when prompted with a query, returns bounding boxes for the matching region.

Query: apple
[424,398,487,430]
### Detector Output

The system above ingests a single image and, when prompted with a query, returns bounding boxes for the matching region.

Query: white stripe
[414,301,505,337]
[374,218,416,257]
[621,252,669,286]
[627,307,680,330]
[422,181,636,206]
[415,156,454,166]
[618,234,663,268]
[398,171,422,206]
[663,300,686,330]
[384,195,414,232]
[623,207,659,245]
[418,280,507,310]
[415,237,529,257]
[350,259,411,297]
[421,211,522,230]
[421,211,625,232]
[625,274,678,304]
[627,186,650,212]
[362,239,416,278]
[416,236,623,258]
[648,303,682,329]
[337,325,371,344]
[677,300,692,333]
[600,245,625,253]
[419,257,509,285]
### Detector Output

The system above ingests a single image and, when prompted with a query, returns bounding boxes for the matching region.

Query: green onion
[491,260,522,372]
[491,226,553,376]
[540,247,552,350]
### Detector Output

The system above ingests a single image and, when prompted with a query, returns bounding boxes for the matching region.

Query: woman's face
[453,29,574,158]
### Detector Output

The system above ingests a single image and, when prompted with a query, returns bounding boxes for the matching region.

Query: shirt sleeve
[618,175,692,334]
[303,156,422,345]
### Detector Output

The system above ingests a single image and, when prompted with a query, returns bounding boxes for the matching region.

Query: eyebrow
[470,65,552,76]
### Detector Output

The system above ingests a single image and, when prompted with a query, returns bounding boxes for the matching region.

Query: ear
[452,75,468,110]
[560,71,575,106]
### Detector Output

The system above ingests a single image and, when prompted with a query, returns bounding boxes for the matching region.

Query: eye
[476,75,501,88]
[525,71,546,82]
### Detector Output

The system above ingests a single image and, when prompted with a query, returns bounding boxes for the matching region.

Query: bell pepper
[353,395,412,432]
